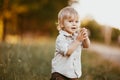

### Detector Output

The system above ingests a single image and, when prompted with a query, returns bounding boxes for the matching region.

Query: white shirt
[51,30,82,78]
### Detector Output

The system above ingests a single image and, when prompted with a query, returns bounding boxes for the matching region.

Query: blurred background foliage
[0,0,120,45]
[0,0,68,39]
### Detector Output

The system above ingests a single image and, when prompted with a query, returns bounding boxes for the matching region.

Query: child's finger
[80,28,87,34]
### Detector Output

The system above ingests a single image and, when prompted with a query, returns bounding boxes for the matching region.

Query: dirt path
[88,42,120,65]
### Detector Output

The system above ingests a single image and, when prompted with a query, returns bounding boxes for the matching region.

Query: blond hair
[57,6,79,31]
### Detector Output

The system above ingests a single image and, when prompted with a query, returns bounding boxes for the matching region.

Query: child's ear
[60,22,64,28]
[57,22,64,30]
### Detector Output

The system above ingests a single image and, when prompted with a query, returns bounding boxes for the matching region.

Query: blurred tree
[111,28,120,43]
[2,0,9,41]
[0,16,3,41]
[17,0,67,36]
[81,17,120,44]
[0,0,68,41]
[0,0,28,41]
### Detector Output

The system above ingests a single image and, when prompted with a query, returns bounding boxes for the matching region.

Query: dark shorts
[50,72,78,80]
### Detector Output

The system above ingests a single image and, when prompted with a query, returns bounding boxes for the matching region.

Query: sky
[79,0,120,30]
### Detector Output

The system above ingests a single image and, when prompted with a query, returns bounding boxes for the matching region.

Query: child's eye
[69,20,72,22]
[76,21,79,23]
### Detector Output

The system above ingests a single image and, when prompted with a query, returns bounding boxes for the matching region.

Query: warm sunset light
[79,0,120,30]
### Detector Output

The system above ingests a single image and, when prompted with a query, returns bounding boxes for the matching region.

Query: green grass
[0,41,120,80]
[81,50,120,80]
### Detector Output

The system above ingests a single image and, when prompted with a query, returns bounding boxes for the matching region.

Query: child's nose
[73,22,76,25]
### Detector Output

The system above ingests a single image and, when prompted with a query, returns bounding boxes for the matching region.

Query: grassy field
[0,40,120,80]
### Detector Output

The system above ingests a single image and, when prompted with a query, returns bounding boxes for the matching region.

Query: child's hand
[76,28,88,42]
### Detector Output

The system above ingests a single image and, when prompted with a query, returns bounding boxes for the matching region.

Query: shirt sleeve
[56,35,68,56]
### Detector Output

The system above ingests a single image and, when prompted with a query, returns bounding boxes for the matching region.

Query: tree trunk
[2,0,9,41]
[0,16,4,42]
[104,26,112,45]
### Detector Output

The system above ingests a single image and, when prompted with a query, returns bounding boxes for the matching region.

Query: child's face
[63,16,80,34]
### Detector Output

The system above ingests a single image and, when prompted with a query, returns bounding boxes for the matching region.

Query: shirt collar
[59,30,75,37]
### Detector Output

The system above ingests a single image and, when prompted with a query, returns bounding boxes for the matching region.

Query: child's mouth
[71,27,76,30]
